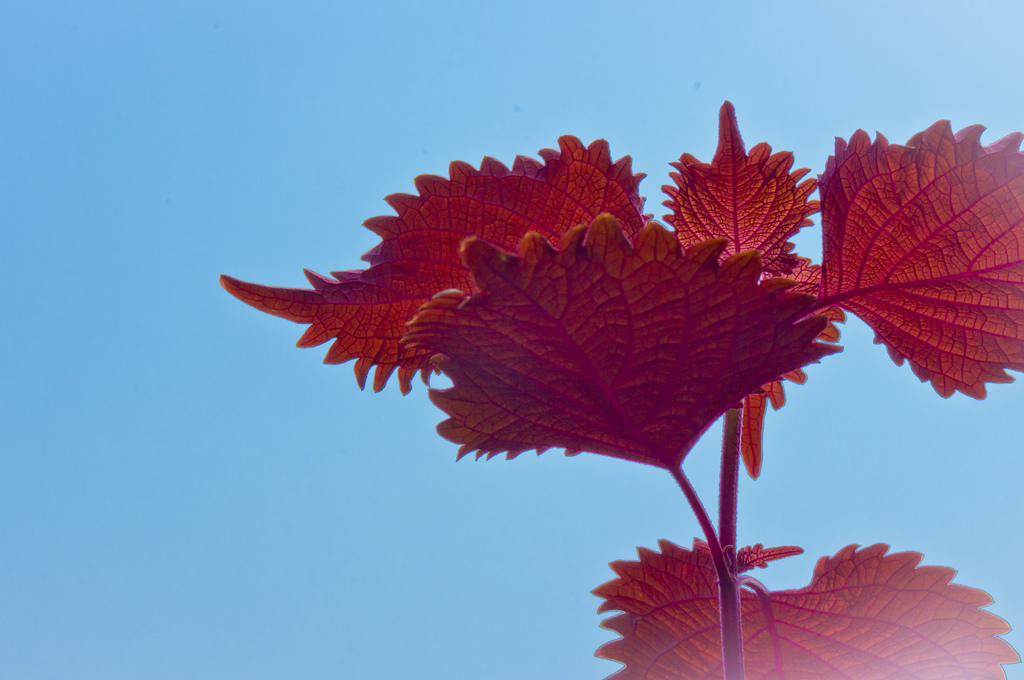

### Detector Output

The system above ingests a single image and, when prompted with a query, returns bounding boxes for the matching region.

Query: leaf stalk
[669,406,746,680]
[740,575,784,679]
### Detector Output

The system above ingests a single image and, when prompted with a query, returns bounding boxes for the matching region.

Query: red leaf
[220,137,648,393]
[788,257,848,342]
[740,255,846,478]
[741,365,820,480]
[403,215,839,468]
[594,540,1019,680]
[739,392,770,479]
[817,121,1024,397]
[693,540,804,572]
[736,543,804,571]
[740,355,837,481]
[663,102,819,276]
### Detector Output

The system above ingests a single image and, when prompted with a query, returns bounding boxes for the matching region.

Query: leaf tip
[219,273,238,292]
[353,357,372,390]
[716,100,745,161]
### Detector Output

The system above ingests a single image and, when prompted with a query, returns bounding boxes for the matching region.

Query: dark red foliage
[664,102,818,276]
[661,105,843,476]
[817,120,1024,397]
[221,137,648,393]
[221,104,1023,680]
[737,262,845,478]
[694,540,804,572]
[594,540,1019,679]
[403,215,838,468]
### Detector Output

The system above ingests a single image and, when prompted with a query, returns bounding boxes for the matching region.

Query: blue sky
[2,1,1021,678]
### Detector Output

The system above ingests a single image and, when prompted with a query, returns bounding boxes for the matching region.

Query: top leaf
[663,102,819,276]
[404,215,838,468]
[220,137,648,393]
[817,121,1024,397]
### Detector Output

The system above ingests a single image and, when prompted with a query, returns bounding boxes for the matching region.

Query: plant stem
[740,576,783,679]
[669,409,746,680]
[668,464,726,578]
[719,407,742,555]
[718,407,744,680]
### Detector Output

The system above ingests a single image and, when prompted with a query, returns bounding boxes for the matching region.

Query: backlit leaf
[817,121,1024,397]
[594,540,1018,679]
[663,102,819,276]
[221,137,648,393]
[741,303,845,478]
[740,253,847,477]
[735,543,804,571]
[693,540,804,572]
[740,375,795,479]
[403,215,838,468]
[660,98,838,474]
[740,391,771,478]
[739,384,786,480]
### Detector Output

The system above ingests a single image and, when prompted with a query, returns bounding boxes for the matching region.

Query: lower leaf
[593,540,1018,679]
